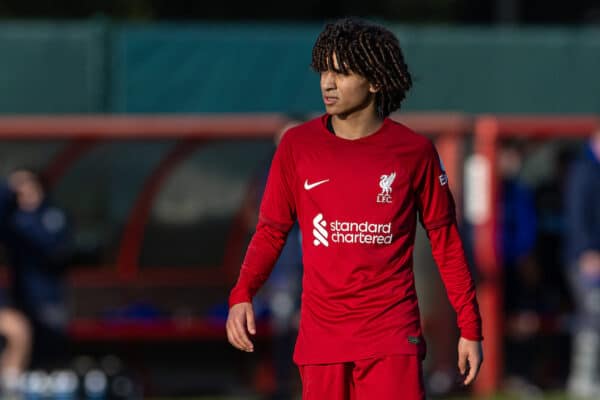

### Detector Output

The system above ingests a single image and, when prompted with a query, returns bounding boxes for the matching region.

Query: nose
[321,71,336,91]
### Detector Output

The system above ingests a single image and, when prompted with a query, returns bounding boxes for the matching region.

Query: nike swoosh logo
[304,179,330,190]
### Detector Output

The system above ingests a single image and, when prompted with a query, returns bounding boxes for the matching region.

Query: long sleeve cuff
[460,325,483,341]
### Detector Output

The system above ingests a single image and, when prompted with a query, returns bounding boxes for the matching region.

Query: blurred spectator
[534,147,574,314]
[0,307,31,396]
[564,129,600,398]
[0,185,32,396]
[531,147,575,387]
[498,140,539,313]
[253,119,303,400]
[0,168,72,368]
[496,140,541,390]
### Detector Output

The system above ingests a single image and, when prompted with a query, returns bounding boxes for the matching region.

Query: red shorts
[298,354,425,400]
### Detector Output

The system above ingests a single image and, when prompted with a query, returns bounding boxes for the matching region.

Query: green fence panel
[1,22,598,114]
[110,23,323,114]
[0,21,107,114]
[110,24,600,114]
[396,26,600,113]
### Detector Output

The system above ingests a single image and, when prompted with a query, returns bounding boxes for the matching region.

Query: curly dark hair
[311,18,412,117]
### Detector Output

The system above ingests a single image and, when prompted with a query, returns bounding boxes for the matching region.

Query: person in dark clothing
[534,148,574,314]
[564,130,600,398]
[496,140,542,392]
[531,148,575,387]
[0,168,72,368]
[497,141,538,314]
[0,185,32,396]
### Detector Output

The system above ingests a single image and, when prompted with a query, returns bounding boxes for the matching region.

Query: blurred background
[0,1,599,399]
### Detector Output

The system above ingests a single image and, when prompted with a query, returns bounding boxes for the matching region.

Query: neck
[331,107,384,140]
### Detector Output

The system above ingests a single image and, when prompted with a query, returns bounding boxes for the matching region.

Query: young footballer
[226,17,483,399]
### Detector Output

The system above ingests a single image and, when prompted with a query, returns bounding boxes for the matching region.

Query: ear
[369,82,381,94]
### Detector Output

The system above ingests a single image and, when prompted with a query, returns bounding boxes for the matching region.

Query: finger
[246,307,256,335]
[463,356,481,386]
[458,351,467,376]
[226,327,239,349]
[230,321,250,351]
[234,318,254,351]
[226,321,243,350]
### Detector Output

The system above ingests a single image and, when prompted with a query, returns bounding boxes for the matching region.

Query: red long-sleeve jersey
[230,115,482,365]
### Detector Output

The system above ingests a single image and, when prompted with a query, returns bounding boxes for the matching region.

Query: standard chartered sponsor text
[330,220,393,244]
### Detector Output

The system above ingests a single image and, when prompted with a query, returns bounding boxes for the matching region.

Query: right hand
[226,302,256,352]
[457,337,483,386]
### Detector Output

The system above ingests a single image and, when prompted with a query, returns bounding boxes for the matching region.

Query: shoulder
[281,117,322,141]
[387,118,435,155]
[569,157,596,180]
[387,119,431,147]
[512,180,534,198]
[278,116,323,150]
[0,181,14,206]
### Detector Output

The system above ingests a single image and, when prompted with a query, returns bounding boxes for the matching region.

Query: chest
[294,144,415,217]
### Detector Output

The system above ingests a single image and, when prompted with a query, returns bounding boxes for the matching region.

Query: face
[320,54,379,117]
[9,170,44,212]
[498,147,522,178]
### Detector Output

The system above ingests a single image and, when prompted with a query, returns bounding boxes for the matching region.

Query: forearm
[229,216,291,307]
[428,222,482,340]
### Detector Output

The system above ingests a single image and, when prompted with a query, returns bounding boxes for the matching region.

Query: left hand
[457,337,483,386]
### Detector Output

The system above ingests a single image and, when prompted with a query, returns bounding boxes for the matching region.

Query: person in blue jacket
[564,129,600,398]
[496,140,541,388]
[0,168,72,368]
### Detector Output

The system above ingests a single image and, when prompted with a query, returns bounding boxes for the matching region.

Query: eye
[321,70,345,79]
